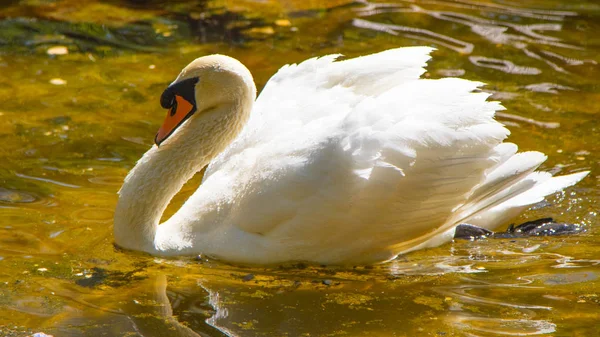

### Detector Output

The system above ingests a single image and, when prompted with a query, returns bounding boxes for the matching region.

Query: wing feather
[189,47,588,264]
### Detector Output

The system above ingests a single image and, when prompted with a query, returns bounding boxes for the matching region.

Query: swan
[114,47,589,265]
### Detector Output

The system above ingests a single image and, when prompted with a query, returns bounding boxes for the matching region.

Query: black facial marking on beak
[160,77,199,110]
[155,77,200,147]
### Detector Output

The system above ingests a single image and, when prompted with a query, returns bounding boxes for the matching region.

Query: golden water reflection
[0,0,598,336]
[11,237,596,336]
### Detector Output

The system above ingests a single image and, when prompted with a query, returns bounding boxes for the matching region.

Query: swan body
[114,47,589,265]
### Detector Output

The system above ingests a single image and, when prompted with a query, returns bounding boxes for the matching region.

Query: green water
[0,0,599,336]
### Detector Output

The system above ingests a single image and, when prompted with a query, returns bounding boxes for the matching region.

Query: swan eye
[169,98,178,117]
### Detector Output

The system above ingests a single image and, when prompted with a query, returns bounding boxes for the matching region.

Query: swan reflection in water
[121,273,558,336]
[52,244,596,337]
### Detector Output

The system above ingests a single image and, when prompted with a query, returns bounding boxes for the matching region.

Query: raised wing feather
[206,47,434,166]
[189,47,587,264]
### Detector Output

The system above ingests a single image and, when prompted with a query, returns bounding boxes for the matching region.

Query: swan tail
[412,150,590,251]
[455,147,589,226]
[458,168,589,229]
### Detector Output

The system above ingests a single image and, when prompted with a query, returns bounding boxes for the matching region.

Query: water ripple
[70,208,113,223]
[469,56,541,75]
[88,175,124,186]
[0,188,37,203]
[0,189,56,208]
[353,0,590,75]
[446,314,556,336]
[15,173,80,189]
[524,82,576,94]
[437,283,552,310]
[353,18,474,53]
[553,257,600,268]
[434,275,558,336]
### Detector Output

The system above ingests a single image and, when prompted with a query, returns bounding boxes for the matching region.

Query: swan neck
[114,96,254,253]
[114,143,211,253]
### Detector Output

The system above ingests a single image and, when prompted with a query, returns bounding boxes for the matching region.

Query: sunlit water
[0,0,598,336]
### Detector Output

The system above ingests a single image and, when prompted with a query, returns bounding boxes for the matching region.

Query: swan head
[155,54,257,146]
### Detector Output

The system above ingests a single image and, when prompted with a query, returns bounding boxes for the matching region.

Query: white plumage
[114,47,589,265]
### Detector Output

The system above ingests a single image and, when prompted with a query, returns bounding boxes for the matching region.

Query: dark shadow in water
[100,0,208,10]
[0,2,273,55]
[0,17,170,54]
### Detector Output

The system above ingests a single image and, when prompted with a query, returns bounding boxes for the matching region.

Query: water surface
[0,0,598,336]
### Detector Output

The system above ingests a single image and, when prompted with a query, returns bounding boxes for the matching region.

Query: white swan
[114,47,588,265]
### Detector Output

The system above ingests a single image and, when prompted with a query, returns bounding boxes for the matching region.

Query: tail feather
[414,168,589,252]
[458,151,548,217]
[454,154,589,229]
[501,171,590,209]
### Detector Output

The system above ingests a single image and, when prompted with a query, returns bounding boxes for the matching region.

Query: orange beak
[155,95,195,146]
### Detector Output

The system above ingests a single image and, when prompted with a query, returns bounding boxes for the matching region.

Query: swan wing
[186,47,587,264]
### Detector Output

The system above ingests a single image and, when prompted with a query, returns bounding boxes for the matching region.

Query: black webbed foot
[454,223,493,240]
[454,218,585,240]
[495,217,585,238]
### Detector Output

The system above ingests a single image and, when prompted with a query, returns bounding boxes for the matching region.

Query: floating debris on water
[49,78,67,85]
[275,19,291,27]
[47,46,68,55]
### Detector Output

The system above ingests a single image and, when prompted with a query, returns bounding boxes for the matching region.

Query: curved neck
[114,97,253,253]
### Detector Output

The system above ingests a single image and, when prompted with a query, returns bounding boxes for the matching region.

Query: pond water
[1,0,599,336]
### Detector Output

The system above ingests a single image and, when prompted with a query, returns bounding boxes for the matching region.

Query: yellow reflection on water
[0,0,598,336]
